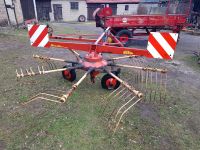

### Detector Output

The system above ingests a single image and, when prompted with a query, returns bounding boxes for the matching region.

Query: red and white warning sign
[27,24,50,48]
[147,32,179,60]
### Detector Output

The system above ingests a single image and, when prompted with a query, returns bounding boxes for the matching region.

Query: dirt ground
[0,22,200,150]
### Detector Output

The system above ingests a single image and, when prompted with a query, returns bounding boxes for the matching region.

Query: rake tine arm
[60,69,93,103]
[68,49,82,61]
[110,64,167,73]
[33,54,79,64]
[105,69,143,98]
[16,66,81,79]
[107,55,138,61]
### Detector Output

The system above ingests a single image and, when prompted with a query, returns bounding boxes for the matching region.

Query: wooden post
[3,0,11,26]
[32,0,38,21]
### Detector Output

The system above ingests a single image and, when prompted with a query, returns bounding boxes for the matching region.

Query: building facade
[50,0,87,22]
[34,0,140,22]
[34,0,87,22]
[86,0,140,20]
[116,4,139,15]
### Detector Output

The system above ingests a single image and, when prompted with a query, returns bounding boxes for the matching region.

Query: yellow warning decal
[123,51,133,55]
[51,44,63,48]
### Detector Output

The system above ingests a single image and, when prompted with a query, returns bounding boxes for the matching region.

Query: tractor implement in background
[16,24,179,132]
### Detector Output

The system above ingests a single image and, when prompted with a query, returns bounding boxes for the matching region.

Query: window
[70,2,79,10]
[125,5,129,11]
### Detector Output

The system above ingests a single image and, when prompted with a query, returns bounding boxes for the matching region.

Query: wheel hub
[83,52,107,68]
[106,78,117,89]
[119,34,129,43]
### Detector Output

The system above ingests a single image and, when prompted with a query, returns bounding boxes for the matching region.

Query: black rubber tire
[116,29,133,47]
[62,66,76,82]
[78,15,86,22]
[101,74,120,90]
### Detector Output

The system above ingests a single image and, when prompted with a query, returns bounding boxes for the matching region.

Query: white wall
[117,4,139,15]
[51,0,87,22]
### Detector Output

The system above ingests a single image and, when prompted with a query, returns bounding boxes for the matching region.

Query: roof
[86,0,140,3]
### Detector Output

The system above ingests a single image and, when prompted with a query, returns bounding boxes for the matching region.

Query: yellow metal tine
[144,71,149,102]
[114,96,136,120]
[26,69,31,76]
[22,96,62,105]
[163,73,168,104]
[37,97,63,103]
[20,68,24,77]
[38,66,42,74]
[153,72,158,102]
[30,67,35,75]
[159,73,163,103]
[101,87,125,114]
[141,70,144,91]
[107,86,122,99]
[16,69,20,78]
[113,98,142,133]
[116,90,129,101]
[106,90,130,120]
[111,87,126,100]
[40,93,62,99]
[149,71,153,103]
[109,93,133,118]
[47,89,66,93]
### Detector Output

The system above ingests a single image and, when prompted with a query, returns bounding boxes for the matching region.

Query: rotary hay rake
[16,24,178,132]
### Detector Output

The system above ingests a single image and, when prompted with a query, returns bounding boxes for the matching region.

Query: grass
[0,23,200,149]
[182,55,200,71]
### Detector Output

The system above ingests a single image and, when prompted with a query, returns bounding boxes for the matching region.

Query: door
[36,0,51,21]
[20,0,35,20]
[53,4,63,21]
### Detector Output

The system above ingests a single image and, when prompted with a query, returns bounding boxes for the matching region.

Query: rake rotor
[16,24,178,133]
[16,52,169,132]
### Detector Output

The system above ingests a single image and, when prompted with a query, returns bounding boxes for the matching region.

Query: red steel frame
[97,0,192,33]
[49,27,153,59]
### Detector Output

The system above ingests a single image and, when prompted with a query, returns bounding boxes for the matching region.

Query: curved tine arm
[60,69,93,103]
[111,64,167,73]
[113,98,142,133]
[22,96,63,105]
[104,69,143,98]
[114,96,136,120]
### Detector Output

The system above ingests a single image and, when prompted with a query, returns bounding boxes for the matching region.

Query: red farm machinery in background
[94,0,192,46]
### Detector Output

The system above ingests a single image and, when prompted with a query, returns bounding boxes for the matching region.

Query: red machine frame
[94,0,192,46]
[49,27,153,59]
